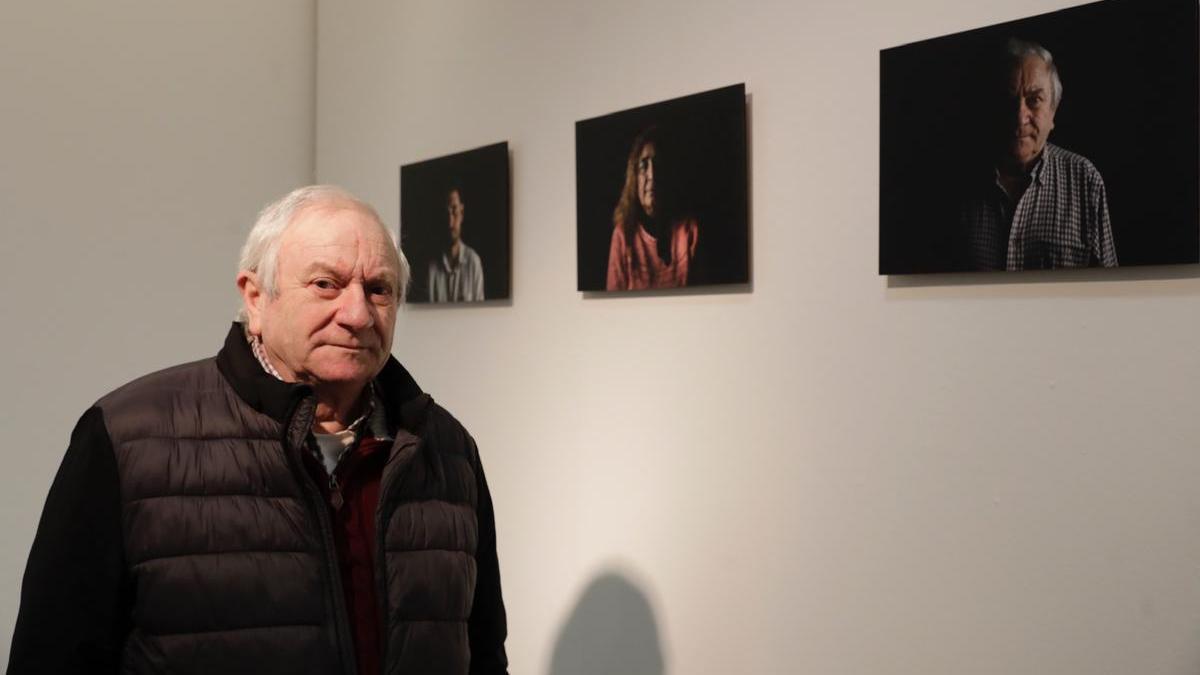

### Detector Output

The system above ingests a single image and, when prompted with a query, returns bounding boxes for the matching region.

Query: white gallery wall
[0,0,317,661]
[3,0,1199,673]
[317,1,1200,674]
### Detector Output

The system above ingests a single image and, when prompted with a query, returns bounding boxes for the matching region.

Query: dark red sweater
[305,436,391,675]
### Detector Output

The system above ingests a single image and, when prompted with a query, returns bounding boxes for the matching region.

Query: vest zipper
[286,403,358,675]
[329,472,344,511]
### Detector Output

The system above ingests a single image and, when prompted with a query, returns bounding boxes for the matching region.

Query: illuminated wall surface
[6,1,1200,673]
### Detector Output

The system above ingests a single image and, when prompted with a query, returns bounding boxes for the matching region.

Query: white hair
[236,185,410,321]
[1007,37,1063,109]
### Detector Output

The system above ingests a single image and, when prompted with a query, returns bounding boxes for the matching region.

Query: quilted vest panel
[378,407,480,674]
[97,358,339,675]
[94,355,488,674]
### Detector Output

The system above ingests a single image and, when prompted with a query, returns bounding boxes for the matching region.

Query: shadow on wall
[549,571,665,675]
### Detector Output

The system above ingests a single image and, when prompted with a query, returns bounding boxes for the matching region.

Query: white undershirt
[244,325,392,475]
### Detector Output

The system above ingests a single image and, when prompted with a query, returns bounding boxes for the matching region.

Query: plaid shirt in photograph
[962,143,1118,271]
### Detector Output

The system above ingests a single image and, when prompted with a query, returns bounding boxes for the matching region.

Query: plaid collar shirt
[963,143,1118,271]
[244,326,390,471]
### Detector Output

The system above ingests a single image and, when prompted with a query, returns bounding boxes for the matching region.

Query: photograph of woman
[606,127,699,290]
[575,84,748,293]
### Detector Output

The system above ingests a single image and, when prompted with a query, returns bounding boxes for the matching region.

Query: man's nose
[1016,98,1031,125]
[337,283,374,329]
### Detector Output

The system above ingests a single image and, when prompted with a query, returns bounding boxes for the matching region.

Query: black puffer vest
[93,325,506,674]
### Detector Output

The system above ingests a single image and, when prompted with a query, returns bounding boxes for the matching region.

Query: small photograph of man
[879,0,1199,275]
[429,186,485,302]
[576,84,749,292]
[401,142,510,303]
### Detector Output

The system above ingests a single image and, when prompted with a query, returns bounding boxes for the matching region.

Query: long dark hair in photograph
[612,125,661,237]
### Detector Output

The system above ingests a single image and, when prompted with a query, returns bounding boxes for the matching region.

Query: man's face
[447,190,464,244]
[1002,55,1057,169]
[248,203,400,389]
[636,142,657,218]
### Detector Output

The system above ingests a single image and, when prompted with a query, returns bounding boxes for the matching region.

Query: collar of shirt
[247,325,284,380]
[1028,144,1051,186]
[993,144,1052,193]
[441,241,469,272]
[312,390,392,475]
[243,326,391,471]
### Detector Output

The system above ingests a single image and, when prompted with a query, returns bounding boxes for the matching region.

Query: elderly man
[962,38,1118,270]
[428,186,485,302]
[8,186,508,674]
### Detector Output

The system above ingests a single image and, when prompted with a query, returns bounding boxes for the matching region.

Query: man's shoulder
[461,242,483,265]
[1045,143,1102,177]
[429,400,481,463]
[426,398,468,432]
[93,354,278,447]
[397,391,480,462]
[376,357,471,453]
[94,357,222,415]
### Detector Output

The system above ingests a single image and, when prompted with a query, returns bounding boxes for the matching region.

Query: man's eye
[314,279,337,290]
[369,284,394,298]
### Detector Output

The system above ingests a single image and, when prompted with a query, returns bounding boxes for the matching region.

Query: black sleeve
[7,407,129,675]
[468,443,509,675]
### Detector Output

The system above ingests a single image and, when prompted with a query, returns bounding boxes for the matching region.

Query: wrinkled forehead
[284,200,401,270]
[1006,55,1052,93]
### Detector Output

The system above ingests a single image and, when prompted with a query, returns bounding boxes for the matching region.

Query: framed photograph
[401,142,511,303]
[879,0,1199,274]
[576,83,749,292]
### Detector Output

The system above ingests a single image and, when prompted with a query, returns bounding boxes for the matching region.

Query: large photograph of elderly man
[879,0,1199,275]
[576,84,749,292]
[401,142,511,303]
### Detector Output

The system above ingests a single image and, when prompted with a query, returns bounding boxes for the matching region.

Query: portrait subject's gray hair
[1007,37,1063,109]
[236,185,410,322]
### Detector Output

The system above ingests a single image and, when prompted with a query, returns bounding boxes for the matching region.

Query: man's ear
[236,271,266,336]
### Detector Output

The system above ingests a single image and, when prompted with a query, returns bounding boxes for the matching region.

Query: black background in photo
[879,0,1199,274]
[401,142,511,302]
[575,84,749,291]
